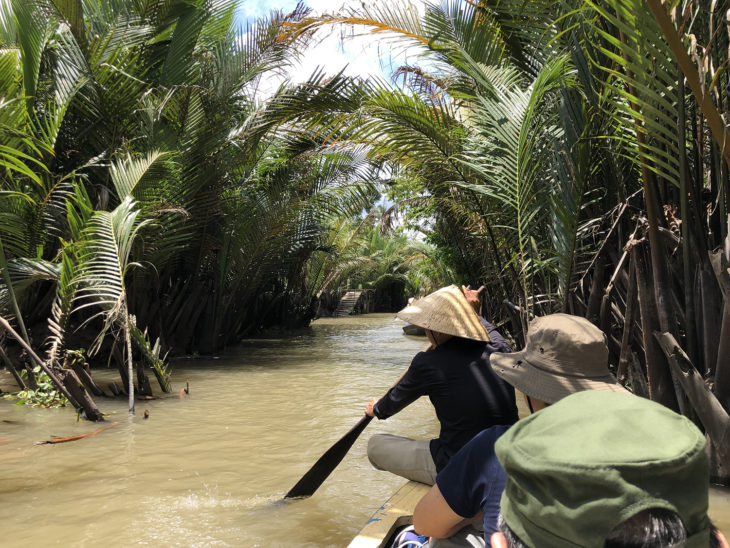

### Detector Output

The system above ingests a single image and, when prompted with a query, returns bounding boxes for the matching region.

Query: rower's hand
[365,398,379,417]
[462,285,485,314]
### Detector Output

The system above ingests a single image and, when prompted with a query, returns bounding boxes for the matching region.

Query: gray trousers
[367,433,438,485]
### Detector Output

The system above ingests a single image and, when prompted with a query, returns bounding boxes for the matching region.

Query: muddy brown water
[0,314,728,547]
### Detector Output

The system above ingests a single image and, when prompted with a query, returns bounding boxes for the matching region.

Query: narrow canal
[1,314,728,546]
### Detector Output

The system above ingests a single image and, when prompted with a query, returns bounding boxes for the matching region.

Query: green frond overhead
[0,257,60,313]
[159,0,206,86]
[12,0,53,108]
[283,2,429,51]
[0,0,17,43]
[421,0,507,84]
[49,0,88,52]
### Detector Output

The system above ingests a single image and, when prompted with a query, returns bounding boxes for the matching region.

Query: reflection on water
[0,313,728,546]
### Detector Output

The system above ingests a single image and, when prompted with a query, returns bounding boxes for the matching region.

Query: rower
[365,285,517,486]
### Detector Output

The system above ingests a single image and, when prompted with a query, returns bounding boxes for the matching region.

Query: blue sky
[233,0,429,90]
[234,0,299,25]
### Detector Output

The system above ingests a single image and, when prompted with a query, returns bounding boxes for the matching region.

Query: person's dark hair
[496,511,721,548]
[604,508,686,547]
[496,514,528,547]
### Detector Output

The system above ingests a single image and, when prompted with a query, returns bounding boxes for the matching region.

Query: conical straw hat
[396,285,490,342]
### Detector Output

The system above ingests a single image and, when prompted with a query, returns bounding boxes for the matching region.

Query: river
[0,314,728,547]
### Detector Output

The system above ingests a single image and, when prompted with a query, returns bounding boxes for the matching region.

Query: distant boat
[402,323,425,337]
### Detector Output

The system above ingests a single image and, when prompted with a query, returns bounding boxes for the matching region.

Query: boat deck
[348,481,430,548]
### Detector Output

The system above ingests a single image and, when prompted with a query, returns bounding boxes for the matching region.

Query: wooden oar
[285,346,429,500]
[284,414,373,499]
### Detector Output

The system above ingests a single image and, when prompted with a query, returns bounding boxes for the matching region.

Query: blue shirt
[435,425,510,547]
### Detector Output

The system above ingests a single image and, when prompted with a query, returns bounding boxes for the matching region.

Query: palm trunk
[616,22,683,410]
[617,255,638,384]
[0,344,26,389]
[678,67,699,364]
[632,242,678,410]
[655,332,730,471]
[125,317,134,415]
[0,315,80,409]
[711,242,730,412]
[0,238,30,345]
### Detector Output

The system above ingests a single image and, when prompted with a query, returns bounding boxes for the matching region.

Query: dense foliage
[0,0,388,358]
[0,0,426,413]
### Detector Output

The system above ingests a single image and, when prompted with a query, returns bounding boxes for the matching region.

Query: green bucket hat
[495,391,710,548]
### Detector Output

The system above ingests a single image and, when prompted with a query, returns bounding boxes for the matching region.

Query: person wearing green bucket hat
[491,390,728,548]
[413,313,629,548]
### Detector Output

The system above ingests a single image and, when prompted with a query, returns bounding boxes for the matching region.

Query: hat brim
[395,285,489,342]
[491,351,628,404]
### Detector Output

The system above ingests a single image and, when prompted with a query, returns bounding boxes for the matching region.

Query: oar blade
[285,414,373,499]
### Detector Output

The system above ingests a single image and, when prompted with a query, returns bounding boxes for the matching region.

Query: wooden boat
[348,480,430,548]
[402,323,426,337]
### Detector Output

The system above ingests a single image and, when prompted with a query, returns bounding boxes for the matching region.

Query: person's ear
[491,532,509,548]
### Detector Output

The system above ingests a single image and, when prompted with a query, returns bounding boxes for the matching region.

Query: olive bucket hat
[490,313,625,403]
[396,285,490,342]
[495,390,711,548]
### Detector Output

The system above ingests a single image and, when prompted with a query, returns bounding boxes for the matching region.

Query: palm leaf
[583,0,682,186]
[457,55,576,310]
[74,196,149,352]
[110,150,168,201]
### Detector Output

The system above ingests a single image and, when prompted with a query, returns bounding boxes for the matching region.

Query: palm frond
[74,196,149,353]
[110,150,168,201]
[584,0,682,186]
[457,55,577,310]
[45,245,77,367]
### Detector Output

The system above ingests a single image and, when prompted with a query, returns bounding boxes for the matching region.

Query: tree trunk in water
[0,345,26,390]
[112,344,129,395]
[125,322,134,415]
[136,363,153,397]
[0,316,80,409]
[633,243,679,410]
[68,359,106,398]
[58,370,105,422]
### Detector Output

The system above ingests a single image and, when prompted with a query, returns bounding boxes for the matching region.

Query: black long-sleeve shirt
[374,321,517,471]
